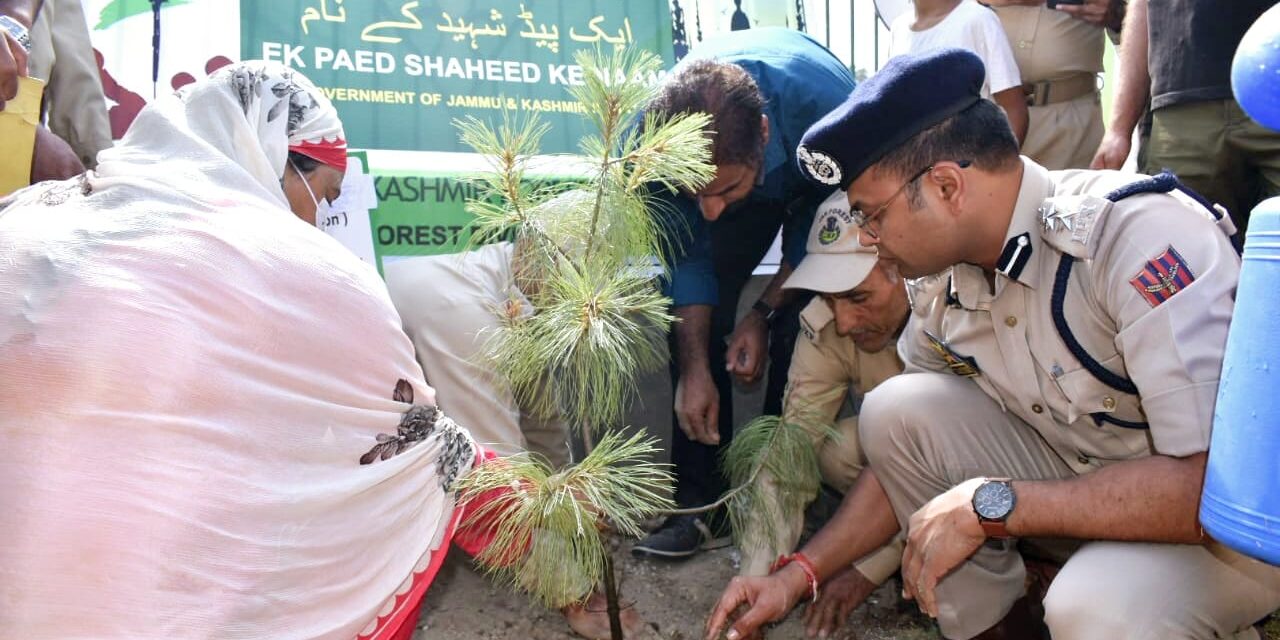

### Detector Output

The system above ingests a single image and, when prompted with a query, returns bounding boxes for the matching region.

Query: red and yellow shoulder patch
[1129,246,1196,307]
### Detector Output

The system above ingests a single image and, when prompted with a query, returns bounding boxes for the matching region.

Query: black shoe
[631,515,731,559]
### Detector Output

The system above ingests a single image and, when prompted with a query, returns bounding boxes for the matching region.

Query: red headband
[289,138,348,173]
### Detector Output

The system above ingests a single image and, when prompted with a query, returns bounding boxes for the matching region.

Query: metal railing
[670,0,893,78]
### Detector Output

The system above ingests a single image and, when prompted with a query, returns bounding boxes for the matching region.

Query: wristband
[771,552,819,604]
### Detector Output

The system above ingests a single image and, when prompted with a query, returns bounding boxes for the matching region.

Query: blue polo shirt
[658,28,855,307]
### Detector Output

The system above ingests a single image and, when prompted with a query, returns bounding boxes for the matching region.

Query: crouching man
[707,48,1280,640]
[736,190,910,638]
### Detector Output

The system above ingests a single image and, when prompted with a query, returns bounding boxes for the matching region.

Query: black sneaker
[631,515,731,559]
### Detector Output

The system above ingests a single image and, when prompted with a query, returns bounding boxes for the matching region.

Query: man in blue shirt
[634,27,855,558]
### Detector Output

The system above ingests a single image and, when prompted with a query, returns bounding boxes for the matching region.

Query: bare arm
[993,87,1030,146]
[726,261,797,384]
[756,260,796,311]
[704,468,902,640]
[0,0,41,106]
[1008,452,1206,543]
[797,468,902,582]
[673,304,720,445]
[0,0,40,25]
[674,304,712,377]
[1091,0,1149,169]
[900,452,1206,617]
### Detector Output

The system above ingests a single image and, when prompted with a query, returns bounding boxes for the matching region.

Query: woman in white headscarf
[0,61,499,639]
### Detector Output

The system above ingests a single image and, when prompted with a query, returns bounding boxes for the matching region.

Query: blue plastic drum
[1201,197,1280,565]
[1233,3,1280,131]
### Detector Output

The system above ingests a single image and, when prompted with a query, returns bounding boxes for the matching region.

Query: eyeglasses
[851,160,972,232]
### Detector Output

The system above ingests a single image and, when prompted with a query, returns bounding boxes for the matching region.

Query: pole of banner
[151,0,166,98]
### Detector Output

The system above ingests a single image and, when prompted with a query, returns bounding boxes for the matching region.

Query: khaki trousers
[384,244,570,467]
[859,373,1280,640]
[1022,93,1104,171]
[739,414,904,586]
[1145,99,1280,237]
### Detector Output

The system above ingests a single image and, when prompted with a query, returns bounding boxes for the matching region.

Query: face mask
[290,158,332,228]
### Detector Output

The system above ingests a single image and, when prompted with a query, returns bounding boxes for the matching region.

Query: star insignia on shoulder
[1039,203,1075,233]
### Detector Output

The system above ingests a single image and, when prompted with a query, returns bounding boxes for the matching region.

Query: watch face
[974,481,1015,520]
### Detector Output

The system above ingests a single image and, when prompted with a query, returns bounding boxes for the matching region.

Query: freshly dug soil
[417,541,940,640]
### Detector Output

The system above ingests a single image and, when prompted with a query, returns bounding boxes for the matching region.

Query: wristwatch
[971,478,1016,539]
[0,15,32,55]
[751,300,777,325]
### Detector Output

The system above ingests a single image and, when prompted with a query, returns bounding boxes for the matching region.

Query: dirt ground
[413,278,1280,640]
[418,544,1280,640]
[417,539,939,640]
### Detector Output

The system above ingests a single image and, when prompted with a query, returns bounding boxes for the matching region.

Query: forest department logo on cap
[797,146,843,186]
[818,215,841,245]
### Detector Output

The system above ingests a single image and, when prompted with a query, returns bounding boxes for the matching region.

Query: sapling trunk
[452,46,716,631]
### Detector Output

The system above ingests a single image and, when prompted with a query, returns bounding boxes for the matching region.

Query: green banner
[370,171,501,264]
[367,165,582,265]
[241,0,675,154]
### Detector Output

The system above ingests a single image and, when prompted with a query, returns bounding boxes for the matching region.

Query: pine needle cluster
[455,431,675,608]
[457,47,715,432]
[451,46,715,610]
[720,389,843,556]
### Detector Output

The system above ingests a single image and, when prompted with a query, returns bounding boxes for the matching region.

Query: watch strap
[0,16,32,54]
[751,299,777,324]
[980,518,1012,539]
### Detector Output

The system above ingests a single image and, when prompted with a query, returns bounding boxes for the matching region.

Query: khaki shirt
[992,6,1103,81]
[787,298,904,436]
[28,0,112,168]
[901,157,1239,473]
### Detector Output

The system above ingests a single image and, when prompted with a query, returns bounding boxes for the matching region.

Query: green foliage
[720,389,843,556]
[455,431,674,608]
[451,46,716,612]
[482,256,672,429]
[456,47,715,431]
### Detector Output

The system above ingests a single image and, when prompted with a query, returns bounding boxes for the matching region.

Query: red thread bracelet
[771,552,819,603]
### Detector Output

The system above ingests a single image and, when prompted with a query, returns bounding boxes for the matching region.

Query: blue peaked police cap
[795,47,986,190]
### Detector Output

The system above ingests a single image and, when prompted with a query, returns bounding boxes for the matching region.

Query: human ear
[930,162,966,207]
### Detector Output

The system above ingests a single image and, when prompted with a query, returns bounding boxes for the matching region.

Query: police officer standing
[983,0,1124,169]
[707,48,1280,640]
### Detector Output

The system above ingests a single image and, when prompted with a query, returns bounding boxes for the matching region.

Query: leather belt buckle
[1022,74,1099,107]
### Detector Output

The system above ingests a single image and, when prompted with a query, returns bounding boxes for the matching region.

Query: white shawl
[0,61,472,639]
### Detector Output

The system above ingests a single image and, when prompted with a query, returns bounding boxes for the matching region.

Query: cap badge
[818,215,841,245]
[798,146,843,186]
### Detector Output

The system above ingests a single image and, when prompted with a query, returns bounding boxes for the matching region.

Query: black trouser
[668,201,810,511]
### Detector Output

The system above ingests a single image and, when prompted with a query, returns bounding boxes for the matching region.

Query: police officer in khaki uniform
[707,48,1280,640]
[736,190,908,637]
[27,0,112,169]
[983,0,1123,170]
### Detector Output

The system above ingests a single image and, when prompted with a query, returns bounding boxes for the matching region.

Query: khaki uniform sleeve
[783,324,855,445]
[785,316,906,587]
[29,1,113,168]
[1093,196,1240,457]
